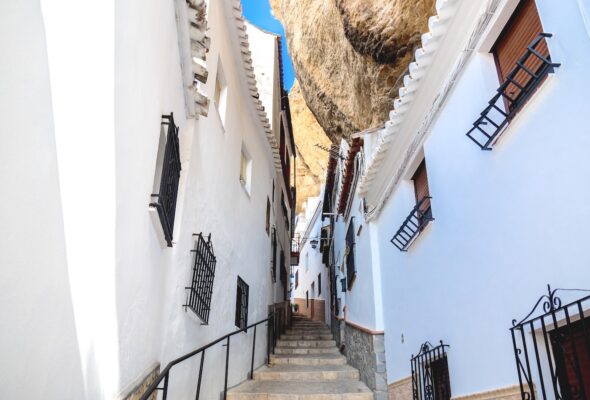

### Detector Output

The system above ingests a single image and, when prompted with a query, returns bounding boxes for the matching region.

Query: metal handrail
[139,313,277,400]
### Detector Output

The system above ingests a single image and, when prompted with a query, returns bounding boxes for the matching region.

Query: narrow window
[295,270,299,288]
[279,250,286,284]
[492,0,550,112]
[184,233,216,324]
[412,160,432,221]
[305,252,309,272]
[271,228,277,282]
[311,281,315,298]
[318,273,321,296]
[214,60,228,125]
[345,219,356,290]
[239,146,252,194]
[306,290,309,308]
[265,197,271,234]
[150,113,182,247]
[235,276,249,330]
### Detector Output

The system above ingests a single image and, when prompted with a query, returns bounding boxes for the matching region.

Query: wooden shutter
[492,0,549,109]
[551,318,590,398]
[413,160,430,213]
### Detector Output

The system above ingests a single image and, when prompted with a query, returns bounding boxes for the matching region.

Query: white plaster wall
[0,1,87,398]
[375,0,590,396]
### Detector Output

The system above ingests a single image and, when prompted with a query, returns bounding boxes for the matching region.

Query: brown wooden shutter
[413,160,430,212]
[492,0,550,109]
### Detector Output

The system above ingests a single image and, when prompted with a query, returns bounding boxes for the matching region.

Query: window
[311,281,315,298]
[150,113,182,247]
[492,0,549,112]
[279,250,286,284]
[411,342,451,400]
[345,219,356,290]
[413,160,432,221]
[184,233,216,324]
[391,159,434,251]
[306,290,309,308]
[214,60,228,125]
[318,273,321,296]
[510,286,590,400]
[295,270,299,288]
[271,228,277,282]
[466,0,559,150]
[265,197,271,234]
[239,146,252,194]
[235,276,249,330]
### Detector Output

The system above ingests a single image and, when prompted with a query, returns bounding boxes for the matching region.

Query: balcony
[466,33,560,150]
[390,197,433,252]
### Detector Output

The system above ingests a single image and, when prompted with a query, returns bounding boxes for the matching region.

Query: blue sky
[242,0,295,91]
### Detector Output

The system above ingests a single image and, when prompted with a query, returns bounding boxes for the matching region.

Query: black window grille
[510,285,590,400]
[466,33,560,150]
[321,227,330,265]
[391,197,434,252]
[279,250,286,284]
[411,341,451,400]
[184,233,216,324]
[235,276,249,330]
[271,228,277,283]
[345,219,356,290]
[318,273,321,296]
[306,290,309,308]
[150,113,182,247]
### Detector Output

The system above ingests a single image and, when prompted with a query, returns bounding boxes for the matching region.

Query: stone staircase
[227,316,373,399]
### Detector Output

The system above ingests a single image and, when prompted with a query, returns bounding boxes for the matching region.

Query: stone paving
[227,316,373,399]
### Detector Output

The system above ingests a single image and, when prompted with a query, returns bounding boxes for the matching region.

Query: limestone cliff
[274,0,435,209]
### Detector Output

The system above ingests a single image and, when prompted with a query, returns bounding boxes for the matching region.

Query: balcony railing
[390,197,433,252]
[150,113,182,246]
[466,33,560,150]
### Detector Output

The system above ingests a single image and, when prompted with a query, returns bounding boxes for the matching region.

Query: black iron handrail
[139,313,278,400]
[466,33,560,150]
[391,196,433,252]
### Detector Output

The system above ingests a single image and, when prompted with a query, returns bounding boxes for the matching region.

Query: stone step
[252,364,359,381]
[227,380,373,400]
[286,329,331,335]
[270,354,347,366]
[280,333,333,341]
[275,346,339,355]
[276,339,336,348]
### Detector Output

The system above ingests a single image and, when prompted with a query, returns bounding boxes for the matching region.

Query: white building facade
[324,0,590,399]
[0,0,294,399]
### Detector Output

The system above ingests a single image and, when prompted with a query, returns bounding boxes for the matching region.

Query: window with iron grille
[510,286,590,400]
[345,219,356,290]
[306,290,309,308]
[265,197,271,234]
[279,250,286,284]
[270,228,277,282]
[235,276,249,330]
[466,0,559,150]
[295,270,299,289]
[150,113,181,247]
[391,160,434,252]
[411,341,451,400]
[184,233,216,324]
[318,273,321,296]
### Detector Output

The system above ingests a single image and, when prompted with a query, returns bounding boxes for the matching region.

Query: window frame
[235,276,249,330]
[184,233,216,324]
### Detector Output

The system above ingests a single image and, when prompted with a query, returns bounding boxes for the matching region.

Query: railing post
[267,317,271,365]
[194,349,205,400]
[223,336,230,400]
[162,372,169,400]
[250,325,257,379]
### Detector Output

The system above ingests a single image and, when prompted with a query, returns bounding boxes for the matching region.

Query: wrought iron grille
[235,276,249,330]
[184,233,216,324]
[345,219,356,290]
[466,33,560,150]
[411,341,451,400]
[279,250,286,284]
[271,228,277,283]
[510,285,590,400]
[150,113,182,247]
[391,196,434,252]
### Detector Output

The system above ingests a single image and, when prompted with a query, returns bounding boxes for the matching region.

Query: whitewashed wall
[1,0,283,398]
[371,0,590,396]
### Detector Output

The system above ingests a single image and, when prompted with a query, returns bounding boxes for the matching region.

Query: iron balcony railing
[510,285,590,400]
[411,341,451,400]
[139,313,279,400]
[466,33,560,150]
[150,113,182,246]
[184,233,216,324]
[391,196,434,252]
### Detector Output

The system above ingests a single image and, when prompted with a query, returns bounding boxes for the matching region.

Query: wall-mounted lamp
[310,239,319,249]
